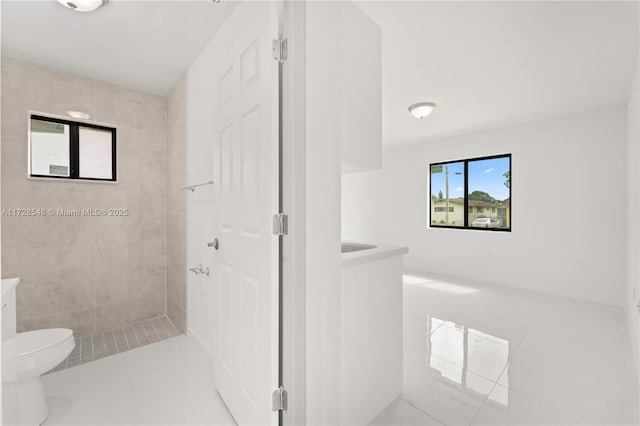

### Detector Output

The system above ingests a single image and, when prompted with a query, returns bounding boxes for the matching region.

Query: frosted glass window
[30,119,70,177]
[79,127,113,179]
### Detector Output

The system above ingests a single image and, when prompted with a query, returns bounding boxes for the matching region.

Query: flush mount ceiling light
[67,111,91,120]
[57,0,108,12]
[408,102,436,119]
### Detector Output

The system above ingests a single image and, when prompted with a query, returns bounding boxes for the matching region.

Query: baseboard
[186,326,215,359]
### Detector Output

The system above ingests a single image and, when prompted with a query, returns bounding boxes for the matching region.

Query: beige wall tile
[19,307,97,338]
[95,294,165,332]
[167,297,186,334]
[2,58,170,336]
[166,73,187,333]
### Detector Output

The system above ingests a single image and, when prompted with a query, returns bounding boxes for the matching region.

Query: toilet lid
[16,328,74,359]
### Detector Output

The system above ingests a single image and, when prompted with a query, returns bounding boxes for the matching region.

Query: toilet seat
[15,329,75,379]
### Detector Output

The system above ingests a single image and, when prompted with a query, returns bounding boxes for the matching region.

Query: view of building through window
[29,114,117,182]
[430,154,511,230]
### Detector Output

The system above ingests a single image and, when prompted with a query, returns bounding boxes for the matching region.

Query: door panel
[210,2,278,425]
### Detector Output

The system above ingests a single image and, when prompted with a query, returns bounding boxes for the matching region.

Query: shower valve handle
[208,238,219,250]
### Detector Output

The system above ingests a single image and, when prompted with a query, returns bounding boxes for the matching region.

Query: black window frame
[29,114,117,182]
[429,153,511,232]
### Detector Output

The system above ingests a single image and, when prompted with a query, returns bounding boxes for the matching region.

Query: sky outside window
[468,157,510,201]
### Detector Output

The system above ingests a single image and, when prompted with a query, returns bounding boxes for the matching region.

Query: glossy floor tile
[389,270,639,426]
[42,335,236,426]
[40,271,639,426]
[498,352,637,425]
[472,384,589,425]
[370,398,443,425]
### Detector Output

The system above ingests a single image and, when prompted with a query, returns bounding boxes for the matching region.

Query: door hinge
[272,386,288,412]
[272,39,288,63]
[273,213,288,236]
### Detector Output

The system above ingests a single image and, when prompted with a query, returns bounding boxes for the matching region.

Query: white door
[211,2,279,425]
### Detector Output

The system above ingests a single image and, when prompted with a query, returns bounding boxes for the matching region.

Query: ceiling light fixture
[67,111,91,120]
[57,0,108,12]
[408,102,436,119]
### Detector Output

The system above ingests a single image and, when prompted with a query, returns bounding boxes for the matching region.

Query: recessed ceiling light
[57,0,108,12]
[409,102,436,119]
[67,111,91,120]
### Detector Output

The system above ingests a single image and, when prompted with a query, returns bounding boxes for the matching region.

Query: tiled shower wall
[1,57,168,337]
[166,75,187,332]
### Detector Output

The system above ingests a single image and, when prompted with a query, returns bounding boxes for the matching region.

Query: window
[29,114,116,181]
[430,161,465,227]
[429,154,511,231]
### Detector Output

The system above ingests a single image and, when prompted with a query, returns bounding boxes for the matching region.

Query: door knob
[208,238,219,250]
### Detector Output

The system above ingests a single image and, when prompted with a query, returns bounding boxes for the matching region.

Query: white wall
[185,16,219,355]
[341,170,379,243]
[376,105,627,306]
[340,1,382,173]
[305,2,343,424]
[626,53,639,386]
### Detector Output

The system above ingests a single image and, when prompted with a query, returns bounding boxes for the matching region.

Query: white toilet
[8,328,75,425]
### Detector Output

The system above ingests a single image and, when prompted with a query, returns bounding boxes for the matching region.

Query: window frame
[29,113,117,182]
[429,153,511,232]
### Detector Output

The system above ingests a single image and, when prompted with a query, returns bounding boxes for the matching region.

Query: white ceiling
[1,0,239,96]
[356,1,639,149]
[2,1,638,146]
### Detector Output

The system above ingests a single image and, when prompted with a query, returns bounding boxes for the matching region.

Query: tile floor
[371,270,640,426]
[42,335,236,425]
[42,271,639,425]
[48,316,181,373]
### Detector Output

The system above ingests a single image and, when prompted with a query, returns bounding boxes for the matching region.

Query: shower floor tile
[48,316,181,374]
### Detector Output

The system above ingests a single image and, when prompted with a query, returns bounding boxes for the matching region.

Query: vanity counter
[340,242,407,425]
[341,242,408,267]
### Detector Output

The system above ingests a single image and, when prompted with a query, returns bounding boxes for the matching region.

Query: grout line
[478,374,595,426]
[467,306,537,424]
[150,317,163,338]
[45,316,178,375]
[403,315,446,351]
[141,319,155,344]
[400,396,446,425]
[512,313,639,388]
[163,315,181,335]
[514,345,638,390]
[124,325,139,348]
[467,364,507,425]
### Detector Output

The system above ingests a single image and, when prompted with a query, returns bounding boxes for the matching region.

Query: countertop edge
[341,244,409,267]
